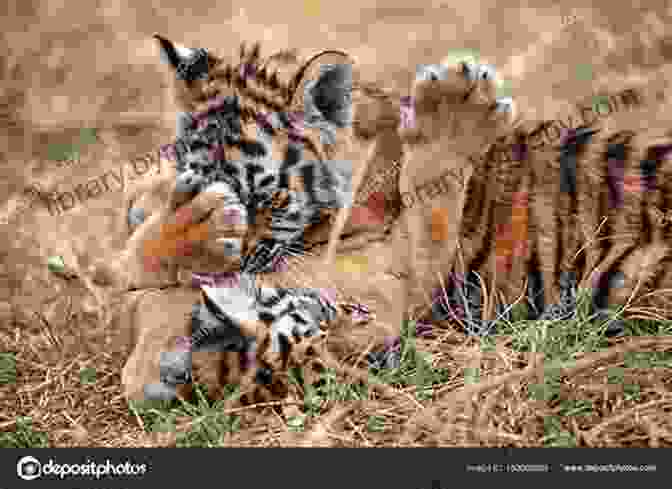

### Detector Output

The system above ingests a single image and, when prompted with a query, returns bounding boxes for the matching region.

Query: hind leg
[596,216,670,334]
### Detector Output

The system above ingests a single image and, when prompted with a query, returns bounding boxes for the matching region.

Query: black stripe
[284,211,302,223]
[278,144,303,188]
[245,163,265,194]
[606,143,626,208]
[559,127,597,195]
[300,164,318,205]
[222,162,240,177]
[238,138,267,158]
[258,311,275,323]
[259,175,275,187]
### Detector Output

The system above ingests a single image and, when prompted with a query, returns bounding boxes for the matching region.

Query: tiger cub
[92,37,357,289]
[125,273,339,404]
[367,57,672,334]
[325,59,517,334]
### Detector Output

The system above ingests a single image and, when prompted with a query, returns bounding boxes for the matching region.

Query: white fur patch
[415,64,449,82]
[173,44,195,60]
[495,97,516,119]
[158,41,194,66]
[202,284,259,324]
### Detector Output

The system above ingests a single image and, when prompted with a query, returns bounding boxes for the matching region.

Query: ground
[1,0,671,448]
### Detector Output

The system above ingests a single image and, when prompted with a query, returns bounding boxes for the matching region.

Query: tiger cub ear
[153,34,212,81]
[290,50,354,141]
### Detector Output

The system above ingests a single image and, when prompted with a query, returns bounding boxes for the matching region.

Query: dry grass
[2,269,671,447]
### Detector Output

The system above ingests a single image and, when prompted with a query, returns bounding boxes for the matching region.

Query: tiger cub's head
[154,35,355,275]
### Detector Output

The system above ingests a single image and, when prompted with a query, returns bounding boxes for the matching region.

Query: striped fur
[436,125,672,331]
[160,38,355,274]
[90,38,357,288]
[391,58,672,334]
[119,37,423,404]
[162,92,353,274]
[146,273,339,402]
